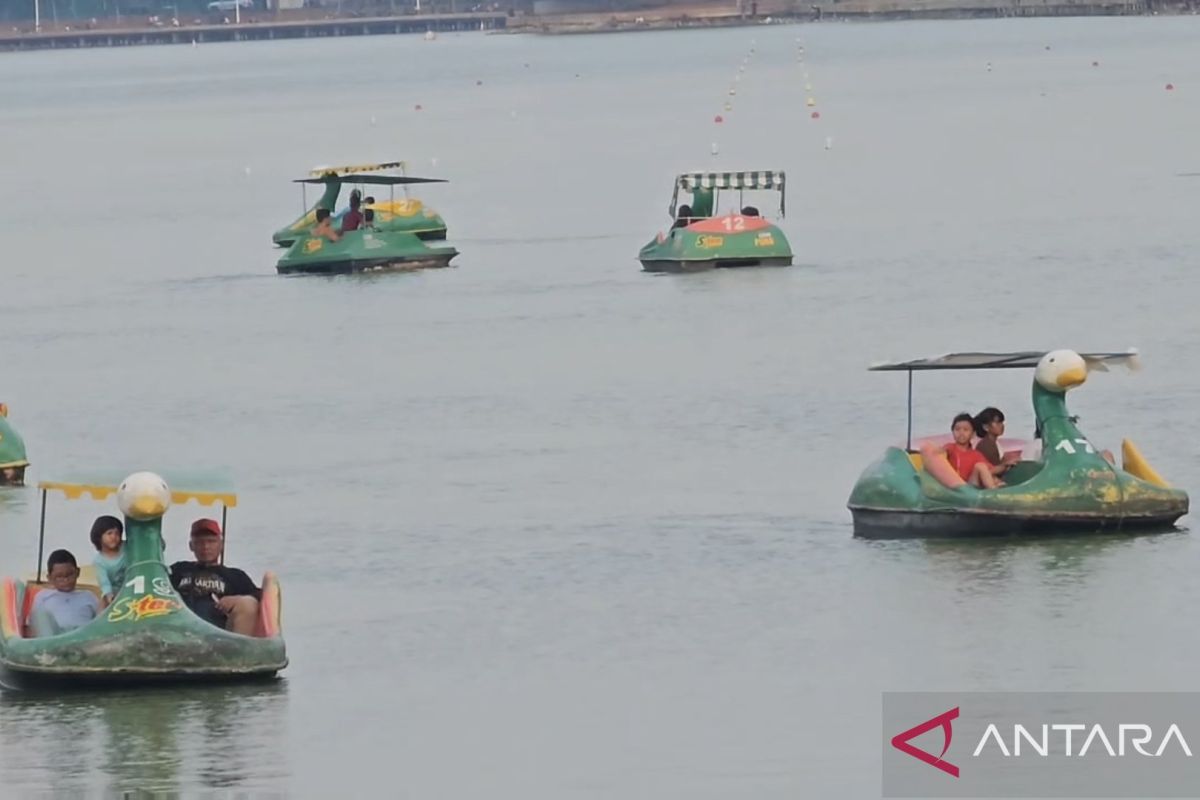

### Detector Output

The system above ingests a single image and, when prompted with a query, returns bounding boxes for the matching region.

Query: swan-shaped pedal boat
[0,470,286,689]
[273,160,458,275]
[847,349,1189,537]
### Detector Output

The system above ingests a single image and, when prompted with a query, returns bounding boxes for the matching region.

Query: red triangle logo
[891,707,960,778]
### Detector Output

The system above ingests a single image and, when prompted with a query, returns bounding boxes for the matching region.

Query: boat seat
[19,581,103,639]
[906,452,924,471]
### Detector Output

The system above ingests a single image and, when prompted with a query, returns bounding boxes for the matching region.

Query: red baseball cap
[190,518,223,539]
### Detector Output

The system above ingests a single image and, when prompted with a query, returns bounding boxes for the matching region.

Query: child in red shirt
[943,413,1002,489]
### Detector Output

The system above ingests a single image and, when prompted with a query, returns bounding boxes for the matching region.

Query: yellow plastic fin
[1122,438,1170,488]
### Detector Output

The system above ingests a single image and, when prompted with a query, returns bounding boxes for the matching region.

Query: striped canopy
[677,171,785,191]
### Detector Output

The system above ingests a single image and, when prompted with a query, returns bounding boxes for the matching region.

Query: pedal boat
[272,160,449,247]
[276,171,459,275]
[847,349,1189,538]
[0,470,286,689]
[638,171,793,273]
[0,404,29,487]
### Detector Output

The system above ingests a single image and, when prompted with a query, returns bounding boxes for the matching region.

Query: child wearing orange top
[943,413,1002,489]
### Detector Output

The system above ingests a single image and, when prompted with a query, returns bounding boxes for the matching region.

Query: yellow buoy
[806,97,816,107]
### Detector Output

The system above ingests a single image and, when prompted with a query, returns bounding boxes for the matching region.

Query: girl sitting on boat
[973,407,1020,476]
[939,413,1003,489]
[90,515,126,605]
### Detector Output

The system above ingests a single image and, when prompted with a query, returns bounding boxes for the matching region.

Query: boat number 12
[721,216,747,232]
[1054,439,1095,455]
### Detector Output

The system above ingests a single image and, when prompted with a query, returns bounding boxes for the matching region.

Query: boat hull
[847,447,1189,539]
[0,574,287,690]
[638,215,792,273]
[640,256,793,273]
[850,507,1186,539]
[276,229,458,275]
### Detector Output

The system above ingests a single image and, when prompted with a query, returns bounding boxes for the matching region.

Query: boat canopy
[677,171,785,191]
[870,350,1138,372]
[870,349,1139,450]
[38,468,237,507]
[309,160,406,177]
[294,175,446,186]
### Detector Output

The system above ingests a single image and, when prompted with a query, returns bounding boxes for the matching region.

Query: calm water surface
[2,16,1200,797]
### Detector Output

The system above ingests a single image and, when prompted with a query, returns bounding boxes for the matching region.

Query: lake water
[2,15,1200,796]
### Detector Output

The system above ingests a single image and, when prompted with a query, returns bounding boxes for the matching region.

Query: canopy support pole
[221,505,228,565]
[906,369,913,451]
[35,489,47,583]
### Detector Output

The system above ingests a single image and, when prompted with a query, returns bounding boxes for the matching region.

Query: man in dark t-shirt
[169,518,261,636]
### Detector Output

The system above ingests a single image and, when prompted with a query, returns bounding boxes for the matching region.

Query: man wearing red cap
[169,518,261,636]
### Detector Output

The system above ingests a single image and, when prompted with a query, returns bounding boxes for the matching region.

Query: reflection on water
[0,682,288,795]
[0,487,30,517]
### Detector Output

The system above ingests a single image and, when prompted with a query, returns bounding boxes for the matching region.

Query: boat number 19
[1054,439,1095,455]
[721,216,747,232]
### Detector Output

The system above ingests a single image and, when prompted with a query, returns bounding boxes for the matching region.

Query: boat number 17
[1054,439,1095,455]
[721,216,747,232]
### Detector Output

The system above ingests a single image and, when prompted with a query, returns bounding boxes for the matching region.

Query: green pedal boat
[847,349,1189,538]
[275,167,459,275]
[0,470,286,689]
[639,170,793,273]
[272,160,450,247]
[0,404,29,487]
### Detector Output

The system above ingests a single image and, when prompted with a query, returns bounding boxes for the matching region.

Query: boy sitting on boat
[169,519,261,636]
[27,550,99,637]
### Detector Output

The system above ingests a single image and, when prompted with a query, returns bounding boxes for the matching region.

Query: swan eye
[120,482,127,491]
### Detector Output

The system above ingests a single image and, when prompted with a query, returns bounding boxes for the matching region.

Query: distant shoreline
[0,0,1194,52]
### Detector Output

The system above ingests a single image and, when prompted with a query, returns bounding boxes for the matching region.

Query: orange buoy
[811,111,820,119]
[414,104,423,110]
[476,79,483,85]
[714,114,724,123]
[1166,83,1175,91]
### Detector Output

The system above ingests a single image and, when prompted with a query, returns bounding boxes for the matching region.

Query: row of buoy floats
[708,39,761,156]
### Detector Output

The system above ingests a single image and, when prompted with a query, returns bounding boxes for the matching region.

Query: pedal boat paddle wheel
[0,404,29,487]
[274,164,458,275]
[272,160,450,247]
[0,471,286,689]
[638,170,793,273]
[847,349,1189,538]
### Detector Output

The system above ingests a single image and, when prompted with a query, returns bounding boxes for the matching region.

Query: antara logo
[892,707,960,778]
[973,724,1192,757]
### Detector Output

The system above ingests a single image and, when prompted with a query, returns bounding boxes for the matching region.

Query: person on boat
[973,407,1020,474]
[312,208,341,242]
[740,206,760,217]
[672,204,693,230]
[943,412,1002,489]
[169,519,261,636]
[363,196,377,229]
[341,190,364,233]
[27,549,99,637]
[1,466,24,486]
[90,514,126,605]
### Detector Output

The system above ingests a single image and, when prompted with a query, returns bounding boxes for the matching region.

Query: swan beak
[1057,366,1088,389]
[130,495,166,519]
